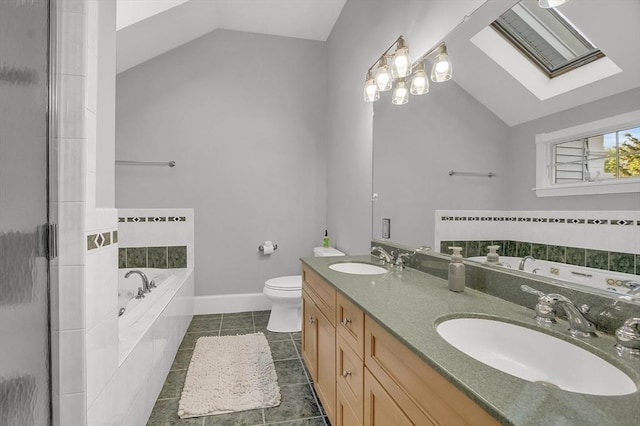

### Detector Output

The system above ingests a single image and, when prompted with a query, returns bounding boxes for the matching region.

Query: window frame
[534,110,640,197]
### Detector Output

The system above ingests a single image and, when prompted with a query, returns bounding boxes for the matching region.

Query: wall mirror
[371,0,640,304]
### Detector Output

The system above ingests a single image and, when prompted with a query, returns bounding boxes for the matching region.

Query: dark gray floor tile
[274,359,307,386]
[254,310,272,316]
[188,318,222,333]
[158,369,188,399]
[171,349,194,371]
[254,314,270,328]
[221,315,255,330]
[147,398,204,426]
[180,331,218,350]
[266,417,326,425]
[289,332,301,340]
[219,327,256,336]
[203,409,264,425]
[256,327,294,342]
[264,384,321,423]
[269,340,298,361]
[293,340,302,357]
[223,312,253,319]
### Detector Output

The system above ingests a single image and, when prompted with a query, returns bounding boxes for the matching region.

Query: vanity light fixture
[538,0,570,8]
[363,36,452,104]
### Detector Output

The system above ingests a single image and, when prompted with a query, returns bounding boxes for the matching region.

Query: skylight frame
[490,3,605,79]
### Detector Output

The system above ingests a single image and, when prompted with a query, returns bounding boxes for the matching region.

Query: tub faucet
[370,246,393,264]
[521,285,597,338]
[125,270,150,293]
[518,255,535,271]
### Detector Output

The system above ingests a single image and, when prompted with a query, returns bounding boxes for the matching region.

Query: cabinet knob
[342,370,351,378]
[341,318,351,326]
[309,316,316,324]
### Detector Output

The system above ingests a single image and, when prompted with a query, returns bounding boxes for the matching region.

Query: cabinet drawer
[365,316,498,426]
[337,292,365,358]
[364,368,417,426]
[302,266,336,325]
[336,333,363,424]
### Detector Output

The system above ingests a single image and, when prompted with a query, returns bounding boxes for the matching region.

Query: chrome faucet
[125,270,151,293]
[394,252,414,269]
[518,255,535,271]
[521,285,597,337]
[615,318,640,356]
[370,246,393,264]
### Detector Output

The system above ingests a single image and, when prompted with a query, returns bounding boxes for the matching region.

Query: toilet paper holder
[258,243,278,252]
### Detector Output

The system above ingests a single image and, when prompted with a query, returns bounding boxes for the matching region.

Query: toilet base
[266,299,302,333]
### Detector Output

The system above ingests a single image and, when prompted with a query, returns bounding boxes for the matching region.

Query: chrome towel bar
[449,170,495,178]
[116,160,176,167]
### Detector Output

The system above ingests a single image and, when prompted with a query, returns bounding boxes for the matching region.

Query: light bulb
[392,79,409,105]
[538,0,569,8]
[375,58,392,92]
[391,46,412,78]
[410,65,429,95]
[430,47,452,82]
[363,72,379,102]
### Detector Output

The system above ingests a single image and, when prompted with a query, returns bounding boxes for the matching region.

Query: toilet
[263,246,345,332]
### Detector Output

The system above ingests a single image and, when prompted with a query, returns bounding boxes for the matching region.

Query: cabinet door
[364,368,420,426]
[301,291,317,380]
[315,308,336,425]
[336,384,362,426]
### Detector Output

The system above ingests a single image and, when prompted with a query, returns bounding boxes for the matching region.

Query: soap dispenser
[486,245,500,264]
[448,247,465,292]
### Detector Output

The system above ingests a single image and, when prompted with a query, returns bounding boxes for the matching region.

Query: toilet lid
[265,275,302,291]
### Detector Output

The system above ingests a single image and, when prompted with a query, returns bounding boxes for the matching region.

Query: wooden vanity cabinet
[301,266,336,424]
[301,264,498,426]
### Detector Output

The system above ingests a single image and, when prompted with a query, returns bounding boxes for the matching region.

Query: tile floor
[147,311,331,426]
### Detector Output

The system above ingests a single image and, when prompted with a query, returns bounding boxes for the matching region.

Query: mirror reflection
[371,0,640,302]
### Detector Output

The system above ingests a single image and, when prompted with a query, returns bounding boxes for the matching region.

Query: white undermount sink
[328,262,387,275]
[436,317,637,396]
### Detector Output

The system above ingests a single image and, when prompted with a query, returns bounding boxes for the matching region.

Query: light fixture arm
[366,35,406,74]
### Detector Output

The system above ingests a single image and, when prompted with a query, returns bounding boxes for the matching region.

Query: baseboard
[194,292,273,315]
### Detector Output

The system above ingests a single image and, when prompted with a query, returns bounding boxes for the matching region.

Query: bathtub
[469,256,639,301]
[118,267,193,364]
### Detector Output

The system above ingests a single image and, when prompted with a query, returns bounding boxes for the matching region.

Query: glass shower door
[0,0,52,425]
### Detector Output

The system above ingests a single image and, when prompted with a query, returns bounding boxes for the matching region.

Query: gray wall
[326,0,483,255]
[372,76,510,247]
[116,30,327,296]
[506,88,640,210]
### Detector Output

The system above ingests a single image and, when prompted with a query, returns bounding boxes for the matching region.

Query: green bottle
[323,230,330,248]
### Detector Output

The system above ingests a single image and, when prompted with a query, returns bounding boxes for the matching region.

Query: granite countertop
[301,255,640,426]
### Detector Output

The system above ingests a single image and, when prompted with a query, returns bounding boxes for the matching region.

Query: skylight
[491,0,604,78]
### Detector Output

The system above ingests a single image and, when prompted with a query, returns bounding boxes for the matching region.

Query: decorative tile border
[118,245,188,269]
[440,215,639,226]
[119,216,186,223]
[439,240,639,275]
[87,230,118,251]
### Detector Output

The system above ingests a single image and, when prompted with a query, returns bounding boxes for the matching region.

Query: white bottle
[486,245,500,264]
[448,247,465,292]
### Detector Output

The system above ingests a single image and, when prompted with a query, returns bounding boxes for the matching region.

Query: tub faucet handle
[135,287,145,299]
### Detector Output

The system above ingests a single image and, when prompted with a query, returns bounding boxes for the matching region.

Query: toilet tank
[313,247,345,257]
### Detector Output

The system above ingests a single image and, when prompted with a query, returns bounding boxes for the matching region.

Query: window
[491,0,604,78]
[535,111,640,197]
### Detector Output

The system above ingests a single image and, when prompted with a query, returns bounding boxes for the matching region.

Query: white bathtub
[469,256,639,300]
[118,267,193,364]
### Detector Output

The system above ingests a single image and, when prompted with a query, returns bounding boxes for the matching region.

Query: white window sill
[534,178,640,197]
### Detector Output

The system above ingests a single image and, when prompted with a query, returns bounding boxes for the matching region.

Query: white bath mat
[178,332,281,419]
